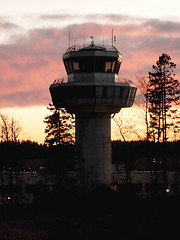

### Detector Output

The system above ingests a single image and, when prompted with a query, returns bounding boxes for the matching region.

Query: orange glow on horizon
[1,103,179,144]
[1,105,146,144]
[0,106,49,143]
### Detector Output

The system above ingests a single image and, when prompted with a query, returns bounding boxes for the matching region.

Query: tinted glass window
[105,62,112,72]
[68,61,73,74]
[111,61,116,72]
[114,57,122,74]
[57,86,96,98]
[95,57,105,72]
[78,57,95,72]
[64,56,121,74]
[103,86,107,98]
[72,62,80,72]
[105,60,117,73]
[64,60,70,75]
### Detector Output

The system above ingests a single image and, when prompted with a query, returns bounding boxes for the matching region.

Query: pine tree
[147,53,179,143]
[44,103,75,146]
[147,53,179,191]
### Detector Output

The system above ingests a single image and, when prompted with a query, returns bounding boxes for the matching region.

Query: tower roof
[65,42,120,55]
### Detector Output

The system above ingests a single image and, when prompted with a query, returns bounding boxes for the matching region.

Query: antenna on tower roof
[90,36,94,44]
[112,28,117,46]
[69,29,70,47]
[114,35,116,46]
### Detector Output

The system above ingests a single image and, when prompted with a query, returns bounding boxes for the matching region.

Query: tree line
[0,139,179,170]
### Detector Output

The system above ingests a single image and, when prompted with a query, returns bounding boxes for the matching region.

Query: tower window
[105,60,116,73]
[114,57,122,74]
[72,62,80,72]
[103,87,107,98]
[64,60,71,75]
[105,62,112,72]
[68,61,73,74]
[111,61,116,72]
[63,56,121,74]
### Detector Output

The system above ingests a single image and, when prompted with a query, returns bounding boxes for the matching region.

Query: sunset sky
[0,0,180,143]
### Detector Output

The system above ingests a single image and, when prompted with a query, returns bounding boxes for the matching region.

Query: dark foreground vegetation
[0,140,179,238]
[0,186,180,239]
[0,140,179,171]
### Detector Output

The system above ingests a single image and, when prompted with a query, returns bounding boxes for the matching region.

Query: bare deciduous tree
[0,114,22,142]
[0,114,9,142]
[168,108,180,141]
[113,110,145,142]
[136,75,150,141]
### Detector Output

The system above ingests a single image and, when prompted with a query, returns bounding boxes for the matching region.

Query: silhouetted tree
[44,103,75,146]
[171,109,180,140]
[0,114,22,142]
[0,113,22,203]
[147,53,179,143]
[113,110,144,142]
[146,53,180,190]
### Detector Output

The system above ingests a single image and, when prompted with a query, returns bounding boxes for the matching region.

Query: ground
[0,187,179,239]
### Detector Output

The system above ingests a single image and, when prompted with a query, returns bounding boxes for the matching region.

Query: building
[49,39,137,187]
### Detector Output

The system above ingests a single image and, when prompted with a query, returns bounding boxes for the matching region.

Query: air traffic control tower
[49,39,137,187]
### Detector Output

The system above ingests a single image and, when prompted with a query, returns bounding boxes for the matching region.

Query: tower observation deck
[49,40,137,187]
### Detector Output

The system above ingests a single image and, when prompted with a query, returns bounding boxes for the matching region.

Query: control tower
[49,39,137,187]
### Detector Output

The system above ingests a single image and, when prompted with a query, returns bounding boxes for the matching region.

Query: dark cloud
[0,18,22,31]
[39,13,144,25]
[39,13,180,31]
[39,14,76,21]
[143,19,180,32]
[0,90,50,107]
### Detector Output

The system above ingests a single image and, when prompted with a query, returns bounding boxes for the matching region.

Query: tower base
[76,113,112,188]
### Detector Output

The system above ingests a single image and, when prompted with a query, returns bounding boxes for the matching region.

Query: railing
[52,77,134,84]
[116,78,134,84]
[53,78,68,84]
[65,44,121,54]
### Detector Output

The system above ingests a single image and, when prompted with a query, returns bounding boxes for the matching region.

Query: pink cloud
[0,20,180,107]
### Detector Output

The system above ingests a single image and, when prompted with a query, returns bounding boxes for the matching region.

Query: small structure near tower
[49,39,137,187]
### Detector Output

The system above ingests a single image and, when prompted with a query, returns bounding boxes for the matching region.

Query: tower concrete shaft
[76,113,111,187]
